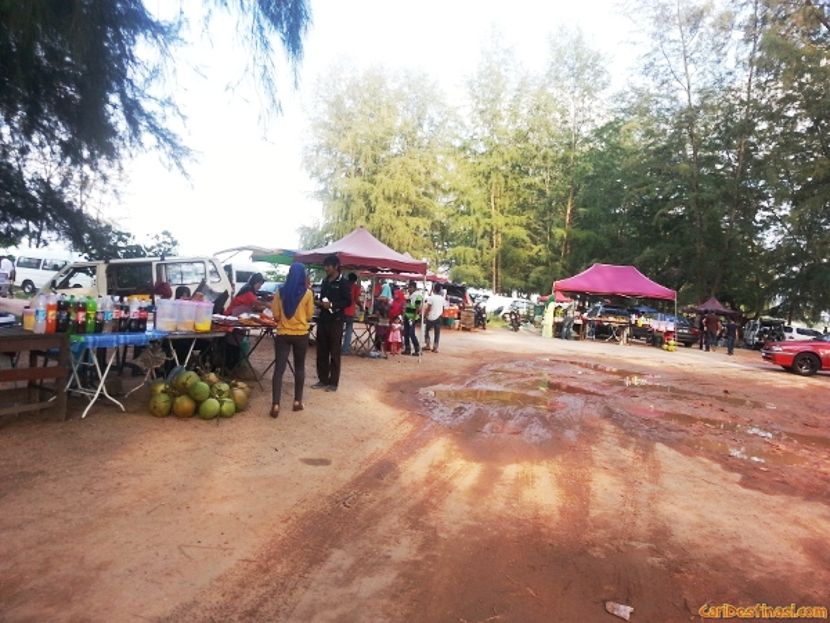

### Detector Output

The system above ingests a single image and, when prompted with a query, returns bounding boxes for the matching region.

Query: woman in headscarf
[270,262,314,417]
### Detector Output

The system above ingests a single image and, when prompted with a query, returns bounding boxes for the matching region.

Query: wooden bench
[0,329,69,420]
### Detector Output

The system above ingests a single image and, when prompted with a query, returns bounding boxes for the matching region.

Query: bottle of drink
[95,296,104,333]
[146,303,156,332]
[138,301,148,332]
[85,295,97,334]
[76,296,87,334]
[68,295,77,334]
[102,297,113,333]
[119,297,130,333]
[45,294,58,334]
[129,298,140,332]
[56,294,69,333]
[34,295,47,334]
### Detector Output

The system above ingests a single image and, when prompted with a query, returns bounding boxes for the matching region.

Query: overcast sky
[112,0,636,258]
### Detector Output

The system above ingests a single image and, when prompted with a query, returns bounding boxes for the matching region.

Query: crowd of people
[267,255,447,417]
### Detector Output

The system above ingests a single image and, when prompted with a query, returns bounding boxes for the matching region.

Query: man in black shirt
[313,255,353,391]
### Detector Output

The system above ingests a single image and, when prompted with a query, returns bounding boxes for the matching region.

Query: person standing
[403,281,423,356]
[313,255,352,391]
[270,262,314,418]
[542,300,554,338]
[704,312,721,352]
[0,255,15,297]
[341,272,360,355]
[724,317,738,356]
[424,283,446,353]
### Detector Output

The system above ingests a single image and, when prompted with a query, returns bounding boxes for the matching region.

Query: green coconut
[231,387,249,411]
[149,379,169,396]
[198,398,221,420]
[188,381,211,403]
[210,381,231,400]
[149,393,172,417]
[219,398,236,418]
[173,370,200,394]
[172,395,197,418]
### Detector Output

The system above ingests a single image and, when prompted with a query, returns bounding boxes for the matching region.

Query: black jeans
[272,334,308,405]
[425,318,441,349]
[316,319,343,387]
[403,317,420,353]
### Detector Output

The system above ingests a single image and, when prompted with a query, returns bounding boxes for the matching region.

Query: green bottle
[85,295,97,334]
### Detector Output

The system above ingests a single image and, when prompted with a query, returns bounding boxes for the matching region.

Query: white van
[9,249,84,295]
[38,256,234,312]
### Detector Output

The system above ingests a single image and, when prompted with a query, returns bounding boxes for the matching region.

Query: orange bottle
[45,294,58,334]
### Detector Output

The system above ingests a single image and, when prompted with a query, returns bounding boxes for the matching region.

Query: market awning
[215,246,296,265]
[553,263,676,301]
[295,226,428,274]
[694,296,740,316]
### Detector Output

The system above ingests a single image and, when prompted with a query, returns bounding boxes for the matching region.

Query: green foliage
[0,0,310,253]
[306,6,827,319]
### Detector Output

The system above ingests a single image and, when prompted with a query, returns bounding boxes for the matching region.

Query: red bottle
[45,296,58,334]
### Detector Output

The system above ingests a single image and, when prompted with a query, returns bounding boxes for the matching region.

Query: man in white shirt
[0,255,15,297]
[424,283,446,353]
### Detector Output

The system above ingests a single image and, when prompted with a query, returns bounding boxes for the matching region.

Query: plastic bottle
[67,295,77,334]
[102,297,113,333]
[45,294,58,334]
[56,294,69,333]
[138,301,148,332]
[145,303,155,332]
[119,297,130,333]
[85,295,97,334]
[34,295,47,334]
[94,296,104,333]
[76,296,87,334]
[129,298,140,332]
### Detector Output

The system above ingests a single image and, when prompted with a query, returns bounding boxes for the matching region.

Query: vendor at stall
[226,273,267,315]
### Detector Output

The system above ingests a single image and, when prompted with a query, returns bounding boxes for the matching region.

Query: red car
[762,334,830,376]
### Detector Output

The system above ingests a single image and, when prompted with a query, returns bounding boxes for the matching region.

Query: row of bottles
[29,294,156,335]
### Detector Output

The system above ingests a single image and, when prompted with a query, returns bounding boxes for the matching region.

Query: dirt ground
[1,327,829,622]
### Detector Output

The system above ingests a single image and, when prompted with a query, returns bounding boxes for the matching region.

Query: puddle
[638,411,809,466]
[432,388,549,408]
[558,360,642,377]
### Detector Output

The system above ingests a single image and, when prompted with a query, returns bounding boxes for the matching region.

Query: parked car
[744,318,786,349]
[630,313,699,347]
[39,256,234,313]
[782,325,824,341]
[256,281,281,303]
[762,334,830,376]
[7,249,85,295]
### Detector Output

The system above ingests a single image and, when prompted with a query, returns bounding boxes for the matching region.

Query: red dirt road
[1,330,829,622]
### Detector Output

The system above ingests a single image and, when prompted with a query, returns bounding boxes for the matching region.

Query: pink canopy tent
[553,264,676,301]
[694,296,740,317]
[359,271,448,283]
[295,226,428,274]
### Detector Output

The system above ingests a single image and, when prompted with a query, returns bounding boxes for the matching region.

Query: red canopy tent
[694,296,739,317]
[295,226,428,274]
[553,263,676,301]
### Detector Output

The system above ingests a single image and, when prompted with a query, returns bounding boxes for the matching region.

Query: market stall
[553,264,677,344]
[296,227,429,355]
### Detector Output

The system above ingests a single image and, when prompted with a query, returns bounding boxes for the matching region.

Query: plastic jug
[176,299,196,332]
[156,298,177,332]
[194,301,213,332]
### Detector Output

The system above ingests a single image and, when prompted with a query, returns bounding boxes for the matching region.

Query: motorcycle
[508,306,521,332]
[474,302,487,329]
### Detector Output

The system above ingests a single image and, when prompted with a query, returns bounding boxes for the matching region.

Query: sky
[111,0,638,258]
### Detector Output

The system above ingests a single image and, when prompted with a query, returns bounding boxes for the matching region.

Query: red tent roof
[695,297,739,316]
[295,227,428,274]
[554,263,676,301]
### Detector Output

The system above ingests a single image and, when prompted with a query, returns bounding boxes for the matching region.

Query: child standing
[388,315,403,356]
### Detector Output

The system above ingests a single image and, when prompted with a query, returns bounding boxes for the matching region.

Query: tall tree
[0,0,310,252]
[303,67,452,264]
